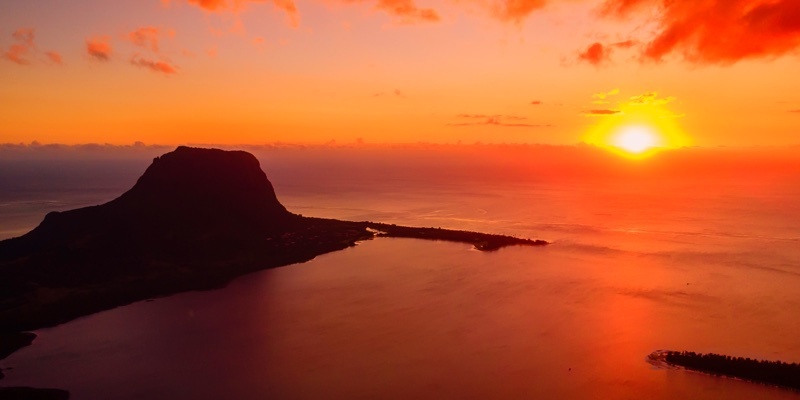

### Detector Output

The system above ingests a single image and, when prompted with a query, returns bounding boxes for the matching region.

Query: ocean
[1,146,799,399]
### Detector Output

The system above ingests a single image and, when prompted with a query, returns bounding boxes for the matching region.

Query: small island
[648,350,800,391]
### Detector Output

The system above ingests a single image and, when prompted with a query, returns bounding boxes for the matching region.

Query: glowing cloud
[87,36,112,61]
[578,42,608,66]
[600,0,800,64]
[491,0,548,23]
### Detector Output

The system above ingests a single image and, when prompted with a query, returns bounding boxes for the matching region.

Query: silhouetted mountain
[25,146,295,243]
[0,147,544,333]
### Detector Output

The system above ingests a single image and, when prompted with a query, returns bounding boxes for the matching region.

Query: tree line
[666,351,800,390]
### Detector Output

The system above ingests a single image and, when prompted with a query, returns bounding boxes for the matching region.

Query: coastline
[647,350,800,392]
[0,333,70,399]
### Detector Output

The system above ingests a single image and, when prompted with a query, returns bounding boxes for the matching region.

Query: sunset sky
[1,0,799,148]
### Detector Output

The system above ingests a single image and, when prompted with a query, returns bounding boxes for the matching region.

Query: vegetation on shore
[664,351,800,390]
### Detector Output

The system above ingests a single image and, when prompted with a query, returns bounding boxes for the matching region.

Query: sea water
[1,151,799,399]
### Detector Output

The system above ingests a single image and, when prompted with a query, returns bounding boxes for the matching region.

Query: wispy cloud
[128,26,162,53]
[373,89,406,98]
[591,88,619,104]
[449,114,550,127]
[628,91,674,106]
[583,90,682,119]
[45,51,63,65]
[3,28,64,66]
[374,0,439,23]
[165,0,299,26]
[130,55,178,74]
[3,28,35,65]
[585,109,621,116]
[167,0,439,26]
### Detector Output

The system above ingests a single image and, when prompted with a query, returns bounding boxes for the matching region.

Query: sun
[611,125,661,154]
[582,91,692,159]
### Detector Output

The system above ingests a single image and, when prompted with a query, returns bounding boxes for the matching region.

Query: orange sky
[1,0,799,147]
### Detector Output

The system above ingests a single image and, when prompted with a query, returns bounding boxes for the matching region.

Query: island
[648,350,800,391]
[0,146,547,393]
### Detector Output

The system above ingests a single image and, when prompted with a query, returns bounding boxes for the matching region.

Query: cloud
[4,44,30,65]
[449,114,549,127]
[790,109,800,113]
[169,0,439,25]
[167,0,300,26]
[591,88,619,104]
[599,0,800,64]
[578,40,639,66]
[374,0,440,23]
[628,91,674,106]
[583,90,682,120]
[12,28,35,46]
[530,100,542,105]
[3,28,35,65]
[45,51,63,65]
[128,27,162,52]
[130,55,178,74]
[87,36,112,61]
[373,89,406,98]
[491,0,548,23]
[585,109,622,116]
[578,42,610,66]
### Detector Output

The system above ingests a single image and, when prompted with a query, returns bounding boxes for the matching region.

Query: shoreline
[0,220,546,334]
[647,350,800,392]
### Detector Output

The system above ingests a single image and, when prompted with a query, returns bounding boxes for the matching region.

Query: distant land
[0,147,545,374]
[648,350,800,391]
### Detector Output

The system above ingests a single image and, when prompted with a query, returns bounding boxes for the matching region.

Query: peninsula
[648,350,800,391]
[0,147,545,355]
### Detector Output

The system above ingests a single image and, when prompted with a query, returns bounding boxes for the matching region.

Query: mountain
[0,146,545,333]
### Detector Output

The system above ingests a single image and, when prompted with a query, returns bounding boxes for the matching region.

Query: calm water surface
[1,157,799,399]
